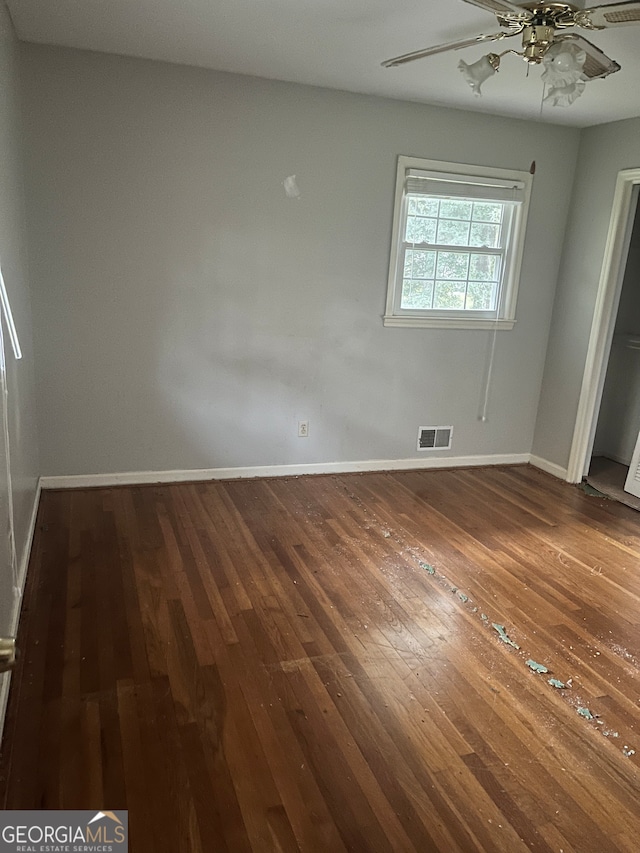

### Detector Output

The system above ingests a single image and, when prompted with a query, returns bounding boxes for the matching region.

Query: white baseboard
[529,454,569,481]
[40,453,532,489]
[1,478,41,747]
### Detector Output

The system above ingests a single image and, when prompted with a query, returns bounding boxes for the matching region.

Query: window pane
[436,252,469,280]
[403,249,436,279]
[439,200,472,220]
[436,219,470,246]
[405,216,437,244]
[469,222,500,248]
[472,202,503,223]
[408,196,439,217]
[469,253,500,281]
[466,281,497,310]
[401,279,434,309]
[434,281,466,309]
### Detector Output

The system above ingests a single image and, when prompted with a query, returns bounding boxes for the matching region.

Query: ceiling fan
[382,1,640,106]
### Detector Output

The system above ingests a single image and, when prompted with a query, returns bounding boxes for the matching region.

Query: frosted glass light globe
[550,51,581,73]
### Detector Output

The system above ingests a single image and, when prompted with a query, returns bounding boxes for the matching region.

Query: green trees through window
[401,198,503,311]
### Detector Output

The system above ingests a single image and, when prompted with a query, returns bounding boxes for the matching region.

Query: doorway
[586,203,640,508]
[567,168,640,490]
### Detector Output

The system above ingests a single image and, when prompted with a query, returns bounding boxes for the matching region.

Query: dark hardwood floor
[1,464,640,851]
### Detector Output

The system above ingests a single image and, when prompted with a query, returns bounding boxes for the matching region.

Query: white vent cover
[417,425,453,452]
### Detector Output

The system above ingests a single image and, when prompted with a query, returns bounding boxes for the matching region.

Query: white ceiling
[7,0,640,127]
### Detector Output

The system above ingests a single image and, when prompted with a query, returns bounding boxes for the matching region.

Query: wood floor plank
[2,465,640,850]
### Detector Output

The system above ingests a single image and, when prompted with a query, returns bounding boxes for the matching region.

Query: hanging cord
[478,317,500,423]
[479,160,535,423]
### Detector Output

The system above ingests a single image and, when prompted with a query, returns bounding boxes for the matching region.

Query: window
[384,157,532,329]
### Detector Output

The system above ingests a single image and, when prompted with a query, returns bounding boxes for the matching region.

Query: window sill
[382,316,516,330]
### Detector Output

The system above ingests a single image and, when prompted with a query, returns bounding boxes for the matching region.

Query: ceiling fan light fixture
[458,52,501,94]
[543,76,587,105]
[383,0,636,108]
[542,40,588,105]
[542,41,586,82]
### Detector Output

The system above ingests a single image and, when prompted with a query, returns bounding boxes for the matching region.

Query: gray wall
[533,117,640,470]
[21,45,580,477]
[0,9,39,593]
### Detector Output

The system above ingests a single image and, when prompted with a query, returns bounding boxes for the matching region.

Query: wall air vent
[417,425,453,452]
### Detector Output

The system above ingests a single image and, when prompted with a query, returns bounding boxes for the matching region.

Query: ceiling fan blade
[556,34,621,79]
[382,29,520,67]
[461,0,533,20]
[577,0,640,28]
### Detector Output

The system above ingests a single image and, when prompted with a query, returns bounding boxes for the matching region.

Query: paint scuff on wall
[283,175,301,199]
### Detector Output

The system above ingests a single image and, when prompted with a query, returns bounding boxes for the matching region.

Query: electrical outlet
[298,420,309,437]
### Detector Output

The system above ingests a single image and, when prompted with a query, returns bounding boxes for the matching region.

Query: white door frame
[566,168,640,484]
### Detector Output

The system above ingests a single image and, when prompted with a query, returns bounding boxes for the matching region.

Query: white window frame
[383,156,532,330]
